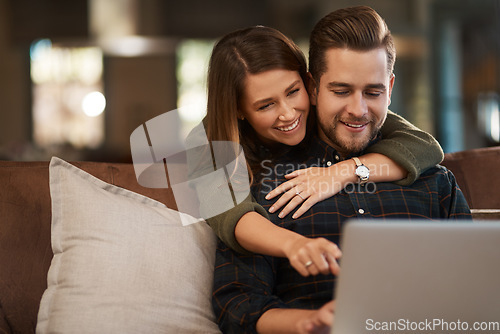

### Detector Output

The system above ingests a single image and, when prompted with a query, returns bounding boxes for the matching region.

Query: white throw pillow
[36,157,221,334]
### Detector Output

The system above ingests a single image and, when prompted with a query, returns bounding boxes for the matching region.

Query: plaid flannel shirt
[212,137,471,333]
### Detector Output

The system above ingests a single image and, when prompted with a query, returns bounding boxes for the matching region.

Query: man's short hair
[309,6,396,83]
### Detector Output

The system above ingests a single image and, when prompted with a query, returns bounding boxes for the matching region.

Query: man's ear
[387,73,395,106]
[306,72,318,106]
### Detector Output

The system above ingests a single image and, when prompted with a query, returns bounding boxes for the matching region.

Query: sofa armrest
[471,209,500,221]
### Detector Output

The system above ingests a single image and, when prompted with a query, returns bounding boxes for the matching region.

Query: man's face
[309,47,395,158]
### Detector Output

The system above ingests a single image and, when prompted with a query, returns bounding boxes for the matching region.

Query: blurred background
[0,0,499,162]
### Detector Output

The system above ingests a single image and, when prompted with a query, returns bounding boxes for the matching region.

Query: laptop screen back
[331,221,500,334]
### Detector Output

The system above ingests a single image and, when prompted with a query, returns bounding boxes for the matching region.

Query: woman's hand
[297,300,336,334]
[266,165,355,219]
[283,236,342,277]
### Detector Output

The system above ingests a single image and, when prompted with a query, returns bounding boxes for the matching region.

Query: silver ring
[304,260,313,268]
[296,191,305,200]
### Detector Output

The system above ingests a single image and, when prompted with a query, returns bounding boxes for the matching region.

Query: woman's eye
[258,103,273,111]
[287,88,300,96]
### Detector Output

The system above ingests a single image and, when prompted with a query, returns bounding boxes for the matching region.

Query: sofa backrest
[441,146,500,220]
[441,146,500,209]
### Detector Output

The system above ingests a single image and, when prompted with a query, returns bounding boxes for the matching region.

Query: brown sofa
[1,146,499,333]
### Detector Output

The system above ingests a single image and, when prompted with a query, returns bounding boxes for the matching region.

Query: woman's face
[240,69,310,146]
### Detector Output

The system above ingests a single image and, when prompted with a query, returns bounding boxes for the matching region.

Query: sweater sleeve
[204,194,270,255]
[366,110,444,186]
[185,119,270,254]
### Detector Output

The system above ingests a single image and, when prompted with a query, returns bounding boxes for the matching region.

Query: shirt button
[326,161,332,167]
[358,208,365,214]
[335,155,340,161]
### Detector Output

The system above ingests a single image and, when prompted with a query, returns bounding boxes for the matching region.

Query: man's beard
[317,114,382,157]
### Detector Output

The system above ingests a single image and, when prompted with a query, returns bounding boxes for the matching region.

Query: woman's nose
[278,102,295,121]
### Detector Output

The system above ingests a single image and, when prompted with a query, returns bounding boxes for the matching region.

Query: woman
[189,26,443,276]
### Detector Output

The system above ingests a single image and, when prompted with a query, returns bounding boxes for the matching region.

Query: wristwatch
[352,157,370,184]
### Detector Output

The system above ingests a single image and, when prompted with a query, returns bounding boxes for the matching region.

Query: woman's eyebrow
[252,97,273,108]
[252,80,302,107]
[285,80,301,91]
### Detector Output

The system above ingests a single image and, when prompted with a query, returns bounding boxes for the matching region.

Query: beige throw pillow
[36,157,221,333]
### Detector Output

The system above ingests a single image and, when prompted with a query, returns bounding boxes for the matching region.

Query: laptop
[331,220,500,334]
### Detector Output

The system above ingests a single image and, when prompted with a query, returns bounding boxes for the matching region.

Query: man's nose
[347,92,368,118]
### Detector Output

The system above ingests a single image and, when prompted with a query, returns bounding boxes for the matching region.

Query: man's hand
[297,300,336,334]
[283,236,341,276]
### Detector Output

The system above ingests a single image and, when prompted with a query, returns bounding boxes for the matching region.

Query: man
[212,6,471,334]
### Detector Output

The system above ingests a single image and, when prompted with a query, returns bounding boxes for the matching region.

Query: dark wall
[9,0,88,45]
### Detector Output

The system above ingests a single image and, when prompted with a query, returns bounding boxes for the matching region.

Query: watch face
[356,165,370,179]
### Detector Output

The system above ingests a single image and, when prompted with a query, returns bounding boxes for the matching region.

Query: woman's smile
[241,69,310,146]
[275,114,302,132]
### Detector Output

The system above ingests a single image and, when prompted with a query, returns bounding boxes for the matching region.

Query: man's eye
[366,92,382,97]
[333,91,349,96]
